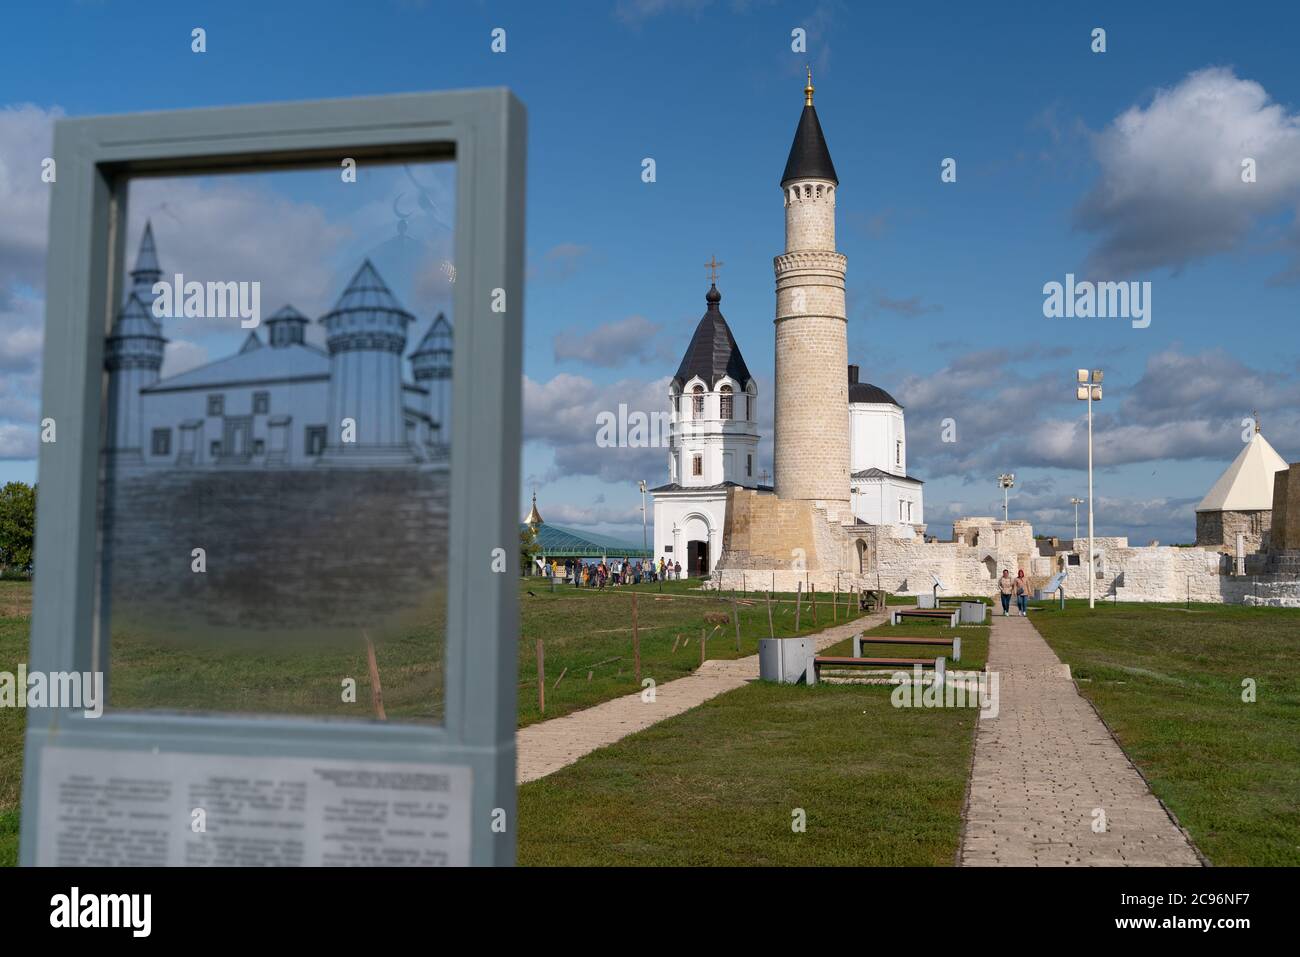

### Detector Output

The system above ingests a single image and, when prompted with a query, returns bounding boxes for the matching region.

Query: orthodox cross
[705,255,723,284]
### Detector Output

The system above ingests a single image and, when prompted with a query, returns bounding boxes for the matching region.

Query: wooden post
[632,591,641,685]
[552,666,568,690]
[733,599,742,652]
[700,628,706,666]
[811,582,818,625]
[794,581,803,632]
[362,630,387,721]
[833,574,838,621]
[766,591,775,638]
[536,638,545,715]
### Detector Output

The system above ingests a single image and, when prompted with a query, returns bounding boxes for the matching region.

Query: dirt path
[517,610,885,783]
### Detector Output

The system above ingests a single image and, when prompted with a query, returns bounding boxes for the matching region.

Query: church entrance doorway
[221,416,253,463]
[687,539,709,577]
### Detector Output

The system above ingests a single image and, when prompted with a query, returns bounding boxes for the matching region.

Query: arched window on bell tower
[692,385,705,418]
[719,384,733,419]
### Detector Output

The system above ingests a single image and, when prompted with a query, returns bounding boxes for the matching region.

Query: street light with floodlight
[998,473,1015,522]
[638,480,648,554]
[1075,369,1103,609]
[1069,497,1085,543]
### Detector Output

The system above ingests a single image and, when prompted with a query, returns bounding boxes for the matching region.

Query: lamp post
[1069,497,1085,543]
[638,479,648,555]
[1075,369,1103,609]
[998,473,1015,522]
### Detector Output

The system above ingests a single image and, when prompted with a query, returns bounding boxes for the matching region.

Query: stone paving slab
[517,611,886,783]
[960,611,1201,867]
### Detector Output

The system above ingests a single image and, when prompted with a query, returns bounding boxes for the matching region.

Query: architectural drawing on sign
[103,222,452,472]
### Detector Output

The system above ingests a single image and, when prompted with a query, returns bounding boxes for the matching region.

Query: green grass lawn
[516,578,869,726]
[0,577,869,865]
[1032,600,1300,866]
[518,677,977,865]
[0,581,31,867]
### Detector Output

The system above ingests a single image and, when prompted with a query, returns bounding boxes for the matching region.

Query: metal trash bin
[758,637,817,684]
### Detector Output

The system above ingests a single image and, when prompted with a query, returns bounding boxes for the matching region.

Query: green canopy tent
[521,522,651,561]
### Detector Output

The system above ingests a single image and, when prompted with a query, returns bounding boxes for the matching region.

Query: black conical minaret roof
[672,284,752,390]
[780,82,837,187]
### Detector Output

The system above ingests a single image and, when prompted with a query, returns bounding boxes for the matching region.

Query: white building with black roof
[650,281,761,576]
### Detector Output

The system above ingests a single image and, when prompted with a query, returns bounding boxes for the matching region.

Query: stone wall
[715,488,822,571]
[713,500,1279,605]
[99,465,449,645]
[1270,465,1300,551]
[1195,508,1271,553]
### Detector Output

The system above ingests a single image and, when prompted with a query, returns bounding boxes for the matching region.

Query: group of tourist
[539,556,685,587]
[998,568,1031,616]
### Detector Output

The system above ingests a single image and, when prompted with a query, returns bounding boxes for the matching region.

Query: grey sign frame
[21,89,525,866]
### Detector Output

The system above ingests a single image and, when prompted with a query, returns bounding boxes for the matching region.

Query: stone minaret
[104,222,167,463]
[772,70,849,513]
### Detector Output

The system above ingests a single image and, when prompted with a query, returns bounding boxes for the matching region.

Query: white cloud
[0,288,43,373]
[553,315,666,367]
[523,372,673,483]
[0,423,36,460]
[0,104,59,292]
[1075,67,1300,280]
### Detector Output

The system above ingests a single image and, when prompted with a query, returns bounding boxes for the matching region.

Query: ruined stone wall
[715,488,822,571]
[714,504,1269,604]
[1270,465,1300,551]
[1195,509,1271,553]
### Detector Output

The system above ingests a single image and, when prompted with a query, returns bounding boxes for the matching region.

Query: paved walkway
[517,610,886,783]
[960,612,1201,866]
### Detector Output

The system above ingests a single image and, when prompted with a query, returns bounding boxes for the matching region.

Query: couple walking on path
[998,568,1031,616]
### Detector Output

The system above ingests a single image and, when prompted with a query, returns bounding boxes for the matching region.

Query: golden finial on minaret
[804,66,814,106]
[1253,409,1261,434]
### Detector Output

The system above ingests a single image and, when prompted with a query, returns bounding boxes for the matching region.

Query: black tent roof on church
[671,284,752,391]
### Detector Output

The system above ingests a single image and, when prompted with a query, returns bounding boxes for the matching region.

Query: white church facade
[650,282,761,576]
[104,223,452,472]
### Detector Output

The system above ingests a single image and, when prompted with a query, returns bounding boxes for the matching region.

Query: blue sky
[2,0,1298,545]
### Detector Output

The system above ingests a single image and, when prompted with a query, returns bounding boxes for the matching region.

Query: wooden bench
[810,654,945,687]
[890,608,959,627]
[854,633,960,662]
